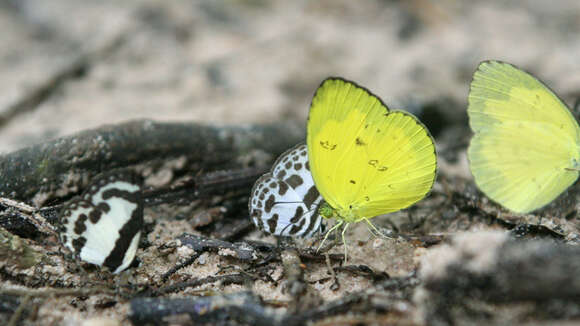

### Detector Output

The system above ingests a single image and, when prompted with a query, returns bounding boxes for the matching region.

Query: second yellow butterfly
[468,60,580,214]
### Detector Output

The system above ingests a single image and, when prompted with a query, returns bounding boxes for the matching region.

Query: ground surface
[1,1,580,325]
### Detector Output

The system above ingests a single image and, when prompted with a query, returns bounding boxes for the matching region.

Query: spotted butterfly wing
[59,171,143,274]
[249,143,324,237]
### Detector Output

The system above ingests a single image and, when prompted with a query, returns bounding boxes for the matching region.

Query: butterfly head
[318,202,335,219]
[318,201,362,223]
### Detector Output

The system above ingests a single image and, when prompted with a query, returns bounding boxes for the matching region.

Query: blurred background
[1,0,579,152]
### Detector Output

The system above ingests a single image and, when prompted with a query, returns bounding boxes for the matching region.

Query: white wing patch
[59,171,143,274]
[249,143,324,237]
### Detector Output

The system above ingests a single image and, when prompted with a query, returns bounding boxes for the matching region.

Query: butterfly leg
[341,223,350,264]
[317,220,343,253]
[364,218,393,239]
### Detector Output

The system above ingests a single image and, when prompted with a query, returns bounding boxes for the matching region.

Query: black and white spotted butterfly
[249,143,325,237]
[59,171,143,274]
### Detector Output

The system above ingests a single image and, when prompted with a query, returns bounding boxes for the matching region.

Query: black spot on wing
[290,206,304,223]
[302,210,320,237]
[72,236,86,254]
[89,210,102,224]
[286,175,304,188]
[74,214,88,235]
[251,209,265,231]
[276,169,287,179]
[289,217,306,235]
[303,186,320,208]
[265,195,276,213]
[89,202,110,223]
[320,140,337,150]
[267,213,279,234]
[278,182,289,196]
[102,186,139,204]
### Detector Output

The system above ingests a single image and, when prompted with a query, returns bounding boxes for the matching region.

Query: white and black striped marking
[249,143,325,237]
[59,171,143,274]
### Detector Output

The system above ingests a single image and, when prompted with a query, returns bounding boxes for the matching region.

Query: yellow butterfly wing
[468,60,580,213]
[307,78,437,221]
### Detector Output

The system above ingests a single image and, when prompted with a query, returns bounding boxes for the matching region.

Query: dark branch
[0,119,303,204]
[130,276,418,326]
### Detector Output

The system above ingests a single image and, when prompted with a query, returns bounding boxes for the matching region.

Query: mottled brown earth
[1,1,580,325]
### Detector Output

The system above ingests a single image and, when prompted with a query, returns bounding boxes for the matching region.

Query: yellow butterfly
[307,78,437,251]
[468,60,580,214]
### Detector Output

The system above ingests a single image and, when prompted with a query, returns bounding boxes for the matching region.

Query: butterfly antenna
[279,222,293,235]
[273,200,304,205]
[317,220,343,253]
[364,222,380,238]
